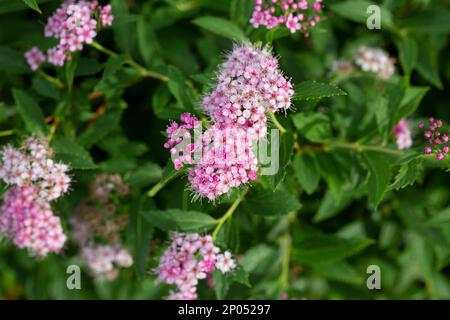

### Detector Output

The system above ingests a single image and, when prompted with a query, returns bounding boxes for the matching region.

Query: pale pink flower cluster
[250,0,323,35]
[70,174,132,280]
[419,118,449,161]
[0,136,70,256]
[80,244,133,280]
[0,136,71,201]
[355,46,395,80]
[202,43,294,138]
[25,0,113,70]
[393,119,412,150]
[164,43,293,200]
[25,47,46,71]
[155,233,236,300]
[0,186,67,256]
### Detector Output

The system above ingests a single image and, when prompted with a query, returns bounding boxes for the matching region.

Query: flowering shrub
[0,0,450,300]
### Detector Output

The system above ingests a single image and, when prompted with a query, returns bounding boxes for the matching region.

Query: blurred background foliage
[0,0,450,299]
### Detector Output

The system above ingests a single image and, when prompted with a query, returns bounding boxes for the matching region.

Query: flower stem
[90,41,169,82]
[325,141,403,156]
[268,111,287,134]
[279,212,295,291]
[147,169,186,197]
[37,70,64,89]
[0,129,14,137]
[212,187,249,240]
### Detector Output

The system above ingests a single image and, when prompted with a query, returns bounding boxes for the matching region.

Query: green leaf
[311,261,363,285]
[416,41,443,89]
[167,65,196,112]
[330,0,394,29]
[314,186,357,223]
[292,113,332,142]
[395,36,418,76]
[212,270,230,300]
[230,0,253,27]
[52,138,96,170]
[0,47,29,74]
[292,235,374,264]
[12,89,47,136]
[292,153,320,195]
[78,111,122,148]
[395,86,429,122]
[245,188,301,216]
[362,152,391,208]
[315,152,346,203]
[400,10,450,33]
[269,131,294,189]
[192,16,247,41]
[390,158,422,190]
[141,209,217,232]
[22,0,41,13]
[137,16,159,66]
[65,54,78,91]
[229,263,251,287]
[293,81,347,101]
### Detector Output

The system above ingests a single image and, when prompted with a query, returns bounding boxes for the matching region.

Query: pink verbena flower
[393,119,412,150]
[0,186,66,256]
[250,0,323,36]
[155,233,235,300]
[202,43,294,139]
[418,118,449,161]
[27,0,114,69]
[24,47,46,71]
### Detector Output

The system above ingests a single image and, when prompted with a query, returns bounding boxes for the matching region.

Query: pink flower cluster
[393,119,412,150]
[164,43,294,200]
[25,0,114,70]
[0,186,67,256]
[25,47,46,71]
[250,0,323,35]
[155,233,236,300]
[419,118,449,161]
[70,174,132,280]
[202,43,294,138]
[0,136,71,201]
[0,136,70,256]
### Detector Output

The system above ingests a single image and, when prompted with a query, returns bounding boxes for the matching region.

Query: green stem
[37,70,64,89]
[212,187,249,240]
[0,129,14,137]
[90,41,169,82]
[268,111,287,134]
[325,141,403,156]
[147,170,185,197]
[279,212,295,291]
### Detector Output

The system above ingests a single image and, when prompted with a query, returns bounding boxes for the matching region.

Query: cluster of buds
[70,174,132,280]
[419,118,449,161]
[250,0,323,36]
[25,0,114,70]
[393,119,413,150]
[164,43,294,200]
[155,233,236,300]
[0,136,70,256]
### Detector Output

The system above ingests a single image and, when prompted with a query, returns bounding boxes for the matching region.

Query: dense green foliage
[0,0,450,300]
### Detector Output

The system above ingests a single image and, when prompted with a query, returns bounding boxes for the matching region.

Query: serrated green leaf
[390,158,422,190]
[269,131,294,189]
[292,235,374,264]
[311,260,364,285]
[395,86,429,122]
[293,81,346,101]
[52,138,96,170]
[362,152,391,208]
[395,36,418,76]
[141,209,217,232]
[12,89,47,136]
[292,113,332,142]
[245,188,301,216]
[192,16,247,41]
[78,111,122,148]
[292,153,320,195]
